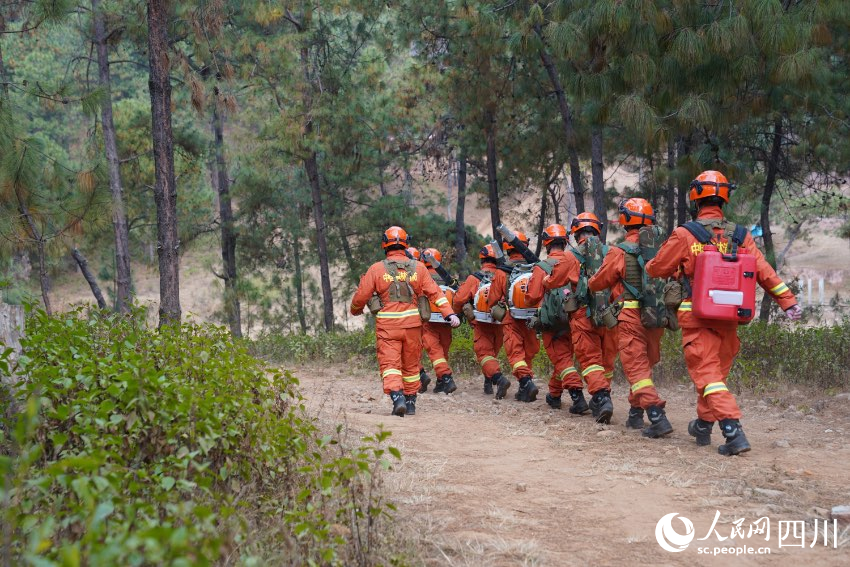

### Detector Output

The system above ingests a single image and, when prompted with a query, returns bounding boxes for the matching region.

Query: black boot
[436,374,457,394]
[483,376,494,395]
[643,406,674,438]
[688,419,714,447]
[567,388,590,415]
[390,391,406,417]
[418,369,431,393]
[515,377,539,402]
[433,375,446,394]
[545,393,562,409]
[494,373,511,400]
[718,419,751,456]
[589,389,614,424]
[625,407,645,429]
[405,394,417,416]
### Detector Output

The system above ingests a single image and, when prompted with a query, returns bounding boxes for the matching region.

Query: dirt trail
[299,365,850,566]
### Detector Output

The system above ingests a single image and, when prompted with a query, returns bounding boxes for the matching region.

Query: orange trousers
[503,316,538,380]
[422,322,453,378]
[682,325,742,421]
[542,328,580,397]
[617,310,665,409]
[473,322,504,378]
[377,326,422,395]
[570,313,618,395]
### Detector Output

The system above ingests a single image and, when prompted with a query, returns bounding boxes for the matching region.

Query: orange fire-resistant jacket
[645,206,797,328]
[350,250,454,328]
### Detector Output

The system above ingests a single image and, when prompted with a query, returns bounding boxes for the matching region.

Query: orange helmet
[478,244,497,261]
[689,170,734,203]
[541,224,568,247]
[423,247,442,267]
[501,230,529,252]
[406,246,421,260]
[382,226,409,249]
[570,212,602,235]
[618,198,655,227]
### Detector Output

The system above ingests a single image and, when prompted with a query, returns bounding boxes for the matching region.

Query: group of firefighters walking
[350,171,803,456]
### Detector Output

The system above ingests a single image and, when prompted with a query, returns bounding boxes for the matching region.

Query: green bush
[1,308,400,566]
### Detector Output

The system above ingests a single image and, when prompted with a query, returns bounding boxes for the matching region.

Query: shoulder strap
[681,221,714,244]
[731,223,747,246]
[570,248,586,264]
[616,242,640,255]
[382,259,398,276]
[536,260,554,275]
[472,271,484,282]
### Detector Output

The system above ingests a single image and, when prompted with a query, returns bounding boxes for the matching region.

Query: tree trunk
[676,136,689,226]
[548,186,562,224]
[292,236,307,334]
[758,116,784,322]
[533,25,586,214]
[71,247,107,309]
[535,183,548,258]
[484,108,501,242]
[211,101,242,337]
[591,126,606,241]
[92,0,132,313]
[300,45,334,332]
[339,227,356,278]
[146,0,182,326]
[665,138,675,235]
[12,164,52,315]
[454,154,468,265]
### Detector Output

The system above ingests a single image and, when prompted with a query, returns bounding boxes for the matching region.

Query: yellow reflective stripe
[480,356,498,366]
[631,378,654,393]
[402,374,420,383]
[512,360,528,370]
[622,300,640,309]
[604,371,614,378]
[431,358,447,366]
[558,366,578,380]
[703,382,729,396]
[435,297,448,306]
[376,308,420,319]
[770,282,789,295]
[581,364,604,376]
[381,369,402,378]
[679,301,692,312]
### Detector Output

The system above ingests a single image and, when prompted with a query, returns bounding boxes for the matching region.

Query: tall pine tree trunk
[591,126,606,241]
[300,46,334,331]
[665,138,675,235]
[147,0,181,326]
[211,101,242,337]
[484,108,501,241]
[71,247,107,309]
[676,136,689,226]
[533,24,586,214]
[454,154,467,265]
[759,115,784,322]
[535,183,548,258]
[292,235,307,334]
[92,0,132,313]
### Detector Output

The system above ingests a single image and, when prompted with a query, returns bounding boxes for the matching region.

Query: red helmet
[423,247,442,267]
[406,246,421,260]
[479,244,497,261]
[541,224,568,247]
[570,212,602,235]
[382,226,409,249]
[501,230,529,252]
[618,198,655,227]
[689,170,734,203]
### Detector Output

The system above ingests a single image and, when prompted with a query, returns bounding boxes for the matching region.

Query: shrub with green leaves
[0,308,400,566]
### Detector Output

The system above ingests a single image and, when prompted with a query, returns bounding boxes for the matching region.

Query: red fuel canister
[692,245,757,323]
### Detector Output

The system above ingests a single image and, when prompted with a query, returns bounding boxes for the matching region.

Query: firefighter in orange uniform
[588,199,673,437]
[453,244,511,397]
[407,246,434,392]
[526,224,585,412]
[421,247,459,394]
[351,227,461,416]
[646,171,801,455]
[487,231,541,402]
[541,213,617,423]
